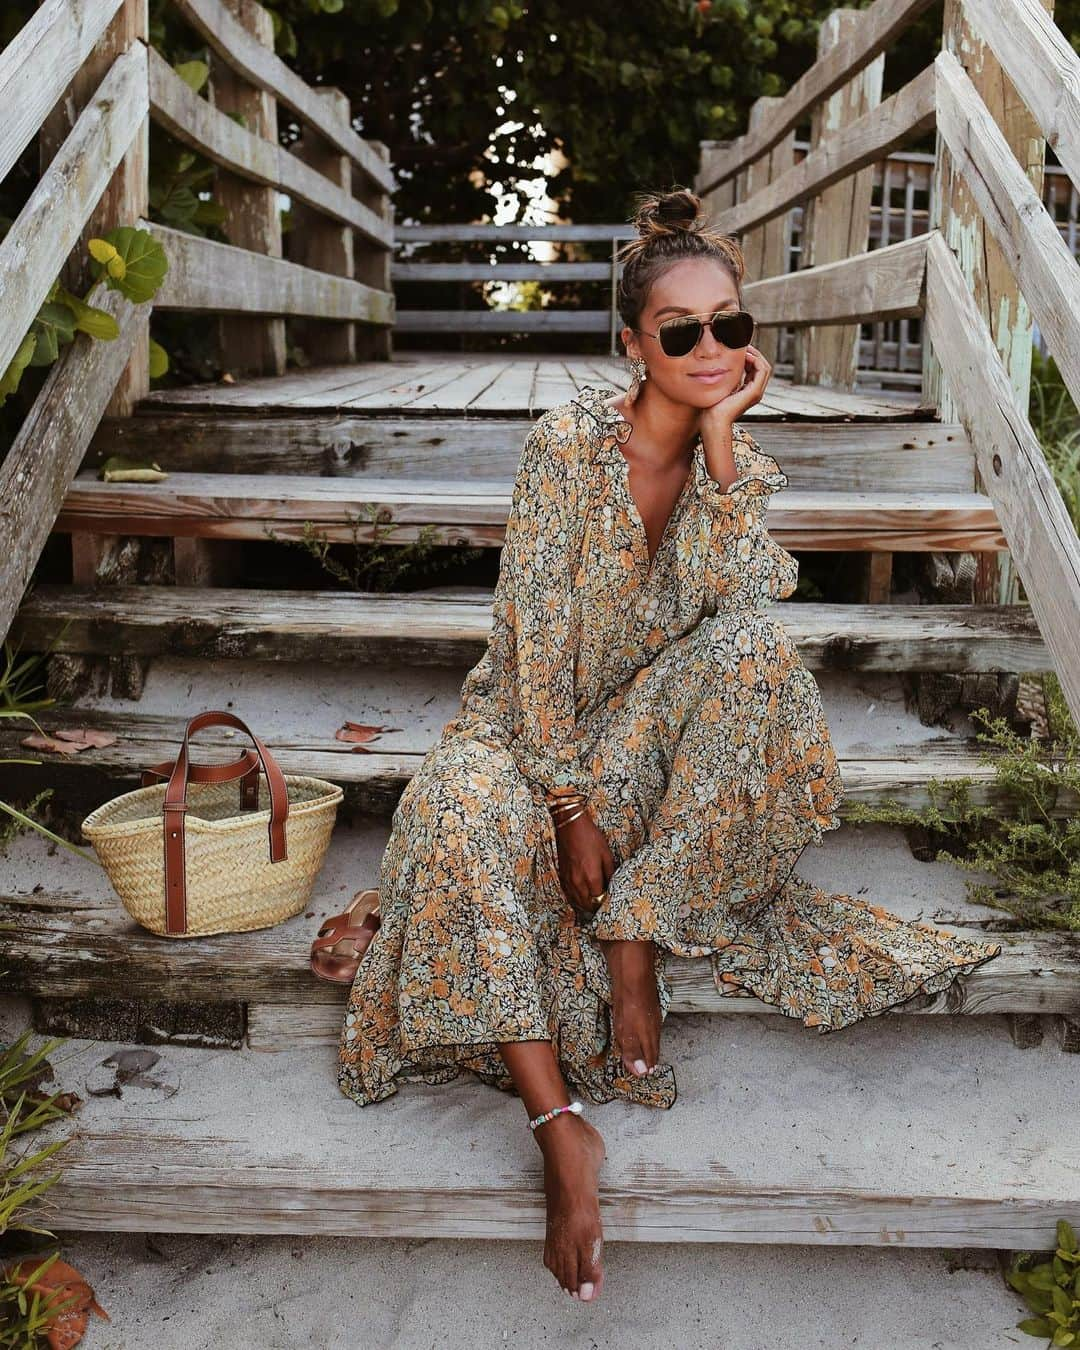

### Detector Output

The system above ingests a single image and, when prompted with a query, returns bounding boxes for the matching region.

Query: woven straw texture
[82,773,343,938]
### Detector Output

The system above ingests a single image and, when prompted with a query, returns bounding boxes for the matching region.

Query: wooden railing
[394,151,1079,375]
[0,0,395,639]
[695,0,1080,727]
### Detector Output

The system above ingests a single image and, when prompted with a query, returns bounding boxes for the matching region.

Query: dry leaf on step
[53,728,119,748]
[21,728,118,754]
[334,721,402,747]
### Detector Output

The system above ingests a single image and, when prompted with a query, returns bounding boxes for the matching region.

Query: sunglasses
[634,308,756,359]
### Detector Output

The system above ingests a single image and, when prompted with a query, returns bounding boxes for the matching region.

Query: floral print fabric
[338,384,1002,1111]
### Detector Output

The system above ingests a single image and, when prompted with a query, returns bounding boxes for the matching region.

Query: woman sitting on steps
[319,186,1003,1304]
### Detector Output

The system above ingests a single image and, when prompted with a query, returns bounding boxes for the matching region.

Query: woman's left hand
[699,344,772,432]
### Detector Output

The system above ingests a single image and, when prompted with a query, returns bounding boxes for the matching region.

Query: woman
[332,187,1002,1302]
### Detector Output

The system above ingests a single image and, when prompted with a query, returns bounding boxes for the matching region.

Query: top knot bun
[632,188,703,239]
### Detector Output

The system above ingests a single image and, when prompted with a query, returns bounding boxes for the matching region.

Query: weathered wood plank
[0,41,147,380]
[4,895,1071,1018]
[90,411,967,484]
[0,0,123,183]
[170,0,394,193]
[0,708,1067,819]
[791,11,882,393]
[34,1022,1080,1245]
[147,49,390,249]
[0,291,140,641]
[697,0,937,196]
[745,234,927,330]
[723,65,934,238]
[288,87,356,364]
[925,231,1080,727]
[50,472,1005,550]
[959,0,1080,217]
[208,0,285,377]
[934,43,1080,492]
[135,357,932,418]
[146,222,394,323]
[9,589,1049,674]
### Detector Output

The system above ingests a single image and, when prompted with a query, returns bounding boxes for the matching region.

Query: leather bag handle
[142,750,262,808]
[162,712,290,935]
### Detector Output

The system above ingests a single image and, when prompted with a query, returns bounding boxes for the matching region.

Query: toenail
[580,1282,595,1300]
[632,1058,647,1075]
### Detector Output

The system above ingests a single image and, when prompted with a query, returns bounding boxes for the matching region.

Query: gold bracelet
[554,806,588,829]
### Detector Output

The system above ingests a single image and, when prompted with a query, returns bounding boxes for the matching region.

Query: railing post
[211,0,287,377]
[925,0,1055,606]
[352,140,394,362]
[289,87,355,365]
[791,8,882,393]
[738,97,791,372]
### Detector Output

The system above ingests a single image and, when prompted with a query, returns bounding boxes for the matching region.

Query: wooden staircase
[4,0,1080,1291]
[5,353,1080,1251]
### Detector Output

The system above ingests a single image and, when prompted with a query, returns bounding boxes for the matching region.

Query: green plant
[0,226,169,407]
[0,636,93,861]
[847,675,1080,931]
[1008,1219,1080,1345]
[264,506,485,592]
[0,1028,78,1348]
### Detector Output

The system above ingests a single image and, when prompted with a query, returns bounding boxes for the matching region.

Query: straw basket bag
[82,710,343,938]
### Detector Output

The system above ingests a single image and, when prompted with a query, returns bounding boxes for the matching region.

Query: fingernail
[580,1282,595,1300]
[633,1058,647,1075]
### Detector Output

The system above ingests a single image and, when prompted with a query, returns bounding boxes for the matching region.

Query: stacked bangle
[545,788,589,831]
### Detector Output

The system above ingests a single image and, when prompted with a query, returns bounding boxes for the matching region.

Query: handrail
[0,0,123,183]
[696,0,937,197]
[170,0,394,194]
[0,0,396,640]
[0,42,148,378]
[698,0,1080,725]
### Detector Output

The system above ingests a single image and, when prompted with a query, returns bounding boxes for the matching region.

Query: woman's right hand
[554,809,616,917]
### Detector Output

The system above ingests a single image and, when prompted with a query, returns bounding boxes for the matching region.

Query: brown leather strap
[162,712,290,935]
[142,750,261,809]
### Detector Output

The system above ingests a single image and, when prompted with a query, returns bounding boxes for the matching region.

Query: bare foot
[598,938,661,1077]
[534,1111,607,1300]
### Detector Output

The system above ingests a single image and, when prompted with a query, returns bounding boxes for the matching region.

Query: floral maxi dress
[338,383,1002,1111]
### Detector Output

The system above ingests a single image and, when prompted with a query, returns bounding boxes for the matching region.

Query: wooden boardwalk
[133,353,928,418]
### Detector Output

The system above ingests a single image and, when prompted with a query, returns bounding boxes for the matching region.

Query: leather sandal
[310,888,381,984]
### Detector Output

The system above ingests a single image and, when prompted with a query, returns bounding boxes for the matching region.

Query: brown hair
[615,187,746,341]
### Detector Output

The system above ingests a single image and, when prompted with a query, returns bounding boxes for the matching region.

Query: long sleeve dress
[337,383,1002,1112]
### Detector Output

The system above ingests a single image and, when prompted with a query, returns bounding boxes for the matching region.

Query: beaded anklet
[528,1100,584,1132]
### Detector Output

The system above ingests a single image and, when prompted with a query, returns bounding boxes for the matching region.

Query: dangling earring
[625,355,647,406]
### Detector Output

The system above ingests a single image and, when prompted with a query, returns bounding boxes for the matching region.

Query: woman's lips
[688,370,730,383]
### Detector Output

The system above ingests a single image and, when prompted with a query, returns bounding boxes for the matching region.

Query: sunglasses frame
[633,308,756,358]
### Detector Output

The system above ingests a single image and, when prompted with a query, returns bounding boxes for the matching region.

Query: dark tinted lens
[658,318,703,357]
[712,310,754,348]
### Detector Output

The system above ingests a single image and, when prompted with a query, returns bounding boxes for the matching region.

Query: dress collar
[568,382,787,497]
[569,383,714,498]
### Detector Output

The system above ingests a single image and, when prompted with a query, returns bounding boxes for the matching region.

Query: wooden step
[10,587,1048,672]
[85,412,978,489]
[6,817,1074,1041]
[31,1015,1080,1245]
[53,472,1006,551]
[1,706,1066,819]
[6,883,1075,1029]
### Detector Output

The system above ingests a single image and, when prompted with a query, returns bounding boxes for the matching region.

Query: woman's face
[623,257,746,409]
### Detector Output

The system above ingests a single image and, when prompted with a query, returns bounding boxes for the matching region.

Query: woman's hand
[553,809,616,918]
[699,343,772,435]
